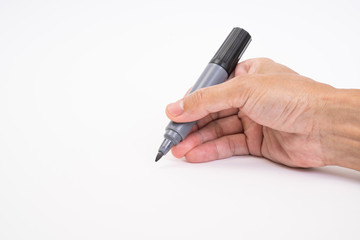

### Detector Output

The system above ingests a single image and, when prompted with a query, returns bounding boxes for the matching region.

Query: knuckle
[257,57,274,64]
[185,151,199,163]
[187,89,206,109]
[213,121,224,138]
[193,89,206,103]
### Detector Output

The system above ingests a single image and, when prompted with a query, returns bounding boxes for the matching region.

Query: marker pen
[155,27,251,162]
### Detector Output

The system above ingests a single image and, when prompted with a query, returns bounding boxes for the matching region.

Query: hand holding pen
[156,29,360,171]
[165,58,360,171]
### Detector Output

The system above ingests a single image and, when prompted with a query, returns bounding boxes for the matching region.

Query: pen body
[165,63,228,144]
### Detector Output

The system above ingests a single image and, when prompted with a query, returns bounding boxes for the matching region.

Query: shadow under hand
[307,166,360,184]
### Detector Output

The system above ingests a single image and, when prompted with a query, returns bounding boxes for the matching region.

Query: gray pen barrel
[164,63,228,145]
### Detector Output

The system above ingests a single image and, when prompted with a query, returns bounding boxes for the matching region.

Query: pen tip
[155,152,163,162]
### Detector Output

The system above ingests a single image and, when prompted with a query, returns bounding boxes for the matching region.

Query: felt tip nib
[155,152,163,162]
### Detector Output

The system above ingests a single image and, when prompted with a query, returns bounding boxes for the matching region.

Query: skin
[165,58,360,171]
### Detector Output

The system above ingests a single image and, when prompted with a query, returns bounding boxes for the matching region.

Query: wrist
[320,89,360,170]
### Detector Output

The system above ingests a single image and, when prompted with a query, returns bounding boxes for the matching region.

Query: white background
[1,0,360,239]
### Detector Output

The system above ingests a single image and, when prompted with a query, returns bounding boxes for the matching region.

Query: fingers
[171,115,243,158]
[184,134,249,163]
[166,76,251,123]
[195,108,239,129]
[234,58,253,76]
[238,112,263,157]
[187,108,239,135]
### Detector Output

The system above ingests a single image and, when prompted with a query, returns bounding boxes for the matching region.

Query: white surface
[1,0,360,239]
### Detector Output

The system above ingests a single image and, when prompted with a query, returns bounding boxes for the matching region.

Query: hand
[165,58,360,170]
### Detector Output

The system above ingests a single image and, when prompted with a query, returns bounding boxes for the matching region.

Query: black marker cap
[210,27,251,75]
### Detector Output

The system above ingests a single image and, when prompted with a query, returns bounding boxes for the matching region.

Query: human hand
[165,58,355,169]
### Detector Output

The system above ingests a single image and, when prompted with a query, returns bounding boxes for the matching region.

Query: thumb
[165,76,252,123]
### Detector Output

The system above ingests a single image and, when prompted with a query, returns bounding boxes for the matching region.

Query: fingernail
[167,100,184,117]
